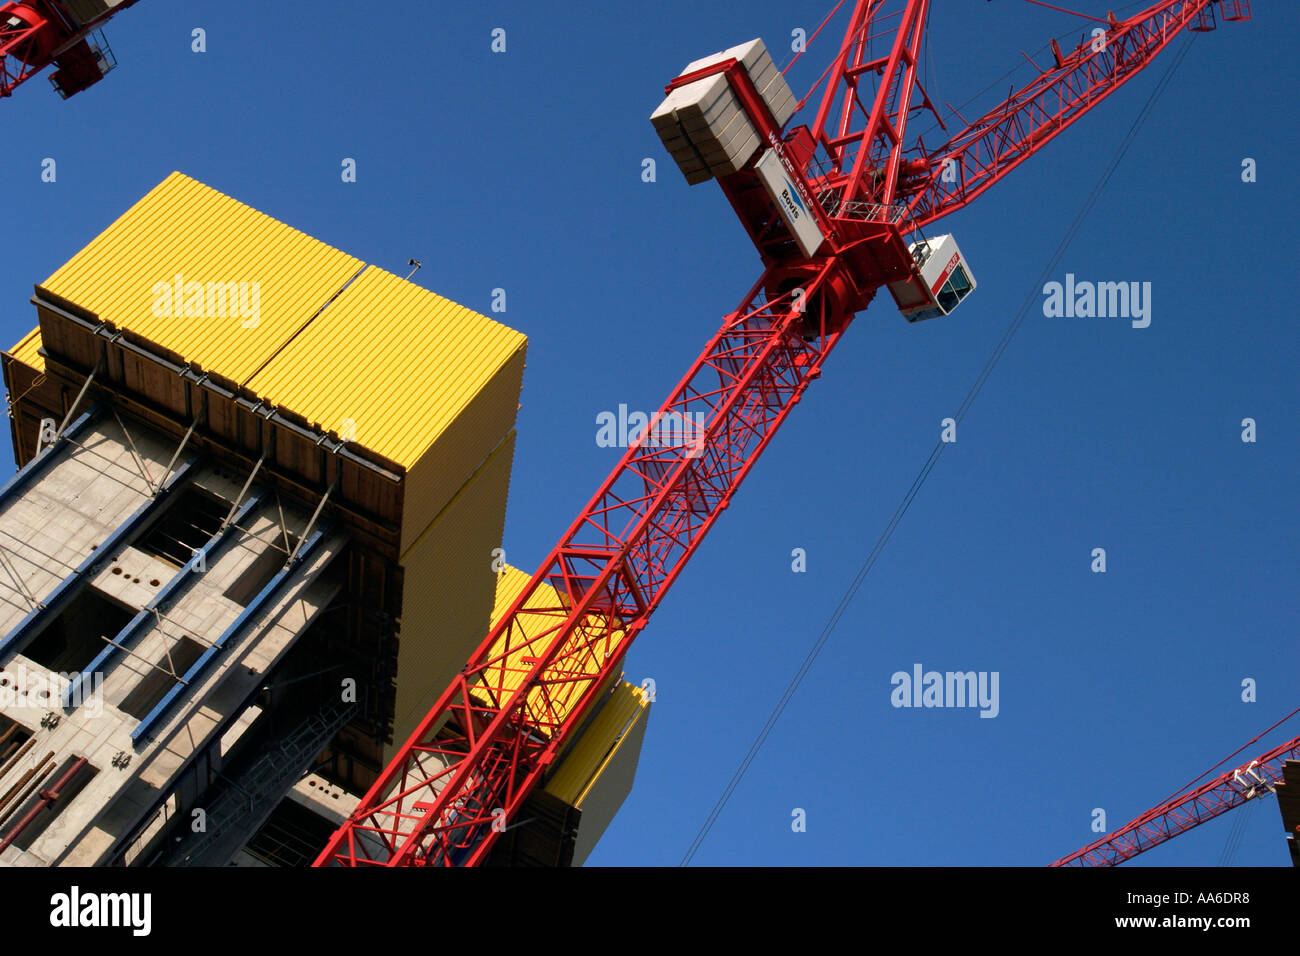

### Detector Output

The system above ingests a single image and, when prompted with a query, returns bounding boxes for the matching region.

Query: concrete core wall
[0,409,346,866]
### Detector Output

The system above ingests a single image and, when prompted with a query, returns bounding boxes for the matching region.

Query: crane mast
[315,0,1250,867]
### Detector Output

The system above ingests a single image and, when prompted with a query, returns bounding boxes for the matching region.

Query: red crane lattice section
[316,266,847,866]
[900,0,1243,228]
[0,0,139,98]
[1052,733,1300,867]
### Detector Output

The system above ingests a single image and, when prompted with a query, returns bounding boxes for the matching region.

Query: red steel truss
[315,0,1248,867]
[0,0,139,98]
[0,3,52,94]
[901,0,1252,229]
[1052,732,1300,867]
[319,270,844,866]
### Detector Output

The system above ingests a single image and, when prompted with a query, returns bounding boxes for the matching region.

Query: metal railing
[167,698,357,866]
[801,152,909,224]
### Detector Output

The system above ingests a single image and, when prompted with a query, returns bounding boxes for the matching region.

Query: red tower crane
[1053,726,1298,866]
[314,0,1252,867]
[0,0,139,98]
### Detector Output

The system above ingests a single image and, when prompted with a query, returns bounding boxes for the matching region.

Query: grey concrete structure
[0,408,347,866]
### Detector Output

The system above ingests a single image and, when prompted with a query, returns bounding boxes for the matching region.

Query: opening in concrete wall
[136,486,228,568]
[223,542,287,607]
[22,587,135,673]
[118,636,206,720]
[243,795,339,867]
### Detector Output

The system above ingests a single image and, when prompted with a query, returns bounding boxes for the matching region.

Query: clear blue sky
[3,1,1296,867]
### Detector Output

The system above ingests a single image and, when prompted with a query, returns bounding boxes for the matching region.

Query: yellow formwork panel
[545,680,650,807]
[482,565,631,733]
[397,340,524,552]
[546,678,651,865]
[246,265,526,472]
[32,172,525,550]
[40,172,364,385]
[389,431,516,765]
[29,168,524,575]
[7,326,44,374]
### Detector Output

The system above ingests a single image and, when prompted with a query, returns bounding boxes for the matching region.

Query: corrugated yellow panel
[545,681,650,807]
[7,326,44,373]
[40,171,364,384]
[398,340,524,553]
[389,432,515,764]
[246,266,526,470]
[546,679,651,865]
[481,565,631,730]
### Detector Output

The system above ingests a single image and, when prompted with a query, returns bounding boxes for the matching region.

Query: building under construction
[0,172,650,866]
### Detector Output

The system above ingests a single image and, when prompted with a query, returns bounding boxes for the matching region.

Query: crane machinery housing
[315,0,1254,867]
[1,0,137,98]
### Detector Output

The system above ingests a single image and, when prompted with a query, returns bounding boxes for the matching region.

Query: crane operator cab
[891,234,977,322]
